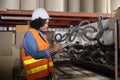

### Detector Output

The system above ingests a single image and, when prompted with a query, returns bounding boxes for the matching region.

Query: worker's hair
[30,17,46,30]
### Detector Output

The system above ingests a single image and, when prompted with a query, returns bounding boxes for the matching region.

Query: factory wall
[0,0,120,13]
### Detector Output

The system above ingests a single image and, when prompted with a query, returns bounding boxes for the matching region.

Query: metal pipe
[1,16,31,20]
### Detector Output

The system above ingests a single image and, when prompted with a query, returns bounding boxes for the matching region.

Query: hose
[80,15,104,41]
[95,16,115,48]
[95,27,115,50]
[54,33,63,42]
[54,25,75,42]
[68,26,84,42]
[78,20,90,26]
[69,19,98,41]
[69,29,78,42]
[97,15,104,38]
[81,25,98,41]
[54,15,106,42]
[55,22,98,42]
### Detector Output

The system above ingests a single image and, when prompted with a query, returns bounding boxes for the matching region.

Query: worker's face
[41,19,49,31]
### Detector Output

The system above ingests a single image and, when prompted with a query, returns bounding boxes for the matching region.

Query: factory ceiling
[0,9,113,28]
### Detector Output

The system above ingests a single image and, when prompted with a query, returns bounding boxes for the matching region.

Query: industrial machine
[53,16,116,79]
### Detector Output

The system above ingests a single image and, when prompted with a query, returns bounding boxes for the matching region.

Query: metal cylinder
[94,0,111,13]
[20,0,38,10]
[38,0,44,8]
[68,0,80,12]
[0,0,20,10]
[83,0,94,13]
[107,0,111,13]
[44,0,67,11]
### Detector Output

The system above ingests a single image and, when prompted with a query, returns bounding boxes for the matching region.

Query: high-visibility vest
[22,28,54,80]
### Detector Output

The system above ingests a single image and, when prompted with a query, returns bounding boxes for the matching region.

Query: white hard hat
[32,8,49,20]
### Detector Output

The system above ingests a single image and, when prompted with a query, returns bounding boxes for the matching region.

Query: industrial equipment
[53,15,115,79]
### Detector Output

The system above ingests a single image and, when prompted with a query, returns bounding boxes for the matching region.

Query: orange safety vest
[22,28,54,80]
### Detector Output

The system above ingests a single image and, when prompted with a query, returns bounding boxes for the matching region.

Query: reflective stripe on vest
[26,64,48,75]
[22,28,54,80]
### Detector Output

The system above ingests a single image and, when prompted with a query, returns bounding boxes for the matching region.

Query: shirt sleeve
[22,32,51,59]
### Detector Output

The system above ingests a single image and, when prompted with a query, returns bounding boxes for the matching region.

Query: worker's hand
[49,42,62,54]
[56,47,64,53]
[53,42,62,52]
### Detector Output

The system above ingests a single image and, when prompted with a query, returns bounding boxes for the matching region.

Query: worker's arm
[22,32,51,59]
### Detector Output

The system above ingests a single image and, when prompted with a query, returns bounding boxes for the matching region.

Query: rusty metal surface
[0,9,113,27]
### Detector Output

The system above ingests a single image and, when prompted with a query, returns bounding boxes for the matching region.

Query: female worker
[22,8,62,80]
